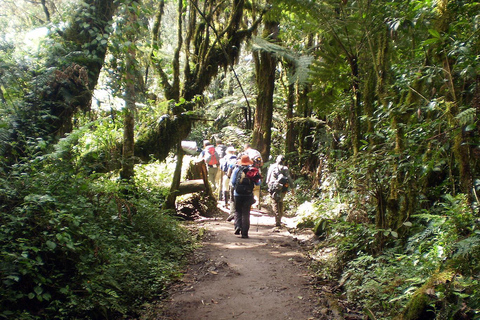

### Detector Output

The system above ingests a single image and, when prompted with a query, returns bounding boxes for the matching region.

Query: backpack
[204,146,219,166]
[268,165,289,194]
[216,145,227,159]
[277,173,290,192]
[222,155,237,173]
[234,166,259,195]
[252,155,263,168]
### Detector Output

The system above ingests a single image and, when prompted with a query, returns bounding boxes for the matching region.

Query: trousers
[234,195,254,237]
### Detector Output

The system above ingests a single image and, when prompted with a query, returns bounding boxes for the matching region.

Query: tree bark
[165,145,186,209]
[285,82,296,156]
[177,180,207,195]
[252,18,278,161]
[120,3,138,182]
[5,0,119,161]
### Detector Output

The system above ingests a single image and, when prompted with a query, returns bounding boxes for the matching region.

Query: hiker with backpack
[266,155,294,227]
[230,155,262,238]
[242,143,263,209]
[215,139,227,200]
[200,140,220,191]
[221,146,238,209]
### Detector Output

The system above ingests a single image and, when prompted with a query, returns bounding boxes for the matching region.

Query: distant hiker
[266,155,294,227]
[215,139,227,200]
[230,155,262,238]
[221,146,238,210]
[200,140,220,191]
[215,139,227,159]
[243,143,263,168]
[242,143,263,209]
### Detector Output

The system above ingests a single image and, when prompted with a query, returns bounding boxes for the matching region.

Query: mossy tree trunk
[120,2,138,183]
[285,81,296,156]
[252,17,278,162]
[6,0,119,161]
[349,55,361,158]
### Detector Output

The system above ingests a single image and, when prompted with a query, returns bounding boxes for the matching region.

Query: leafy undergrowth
[0,153,196,319]
[296,196,480,320]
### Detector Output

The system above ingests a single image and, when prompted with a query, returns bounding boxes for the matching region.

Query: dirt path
[158,208,321,320]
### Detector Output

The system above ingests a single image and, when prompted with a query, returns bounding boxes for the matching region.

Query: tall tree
[149,0,266,208]
[3,0,120,160]
[252,5,279,161]
[120,1,139,182]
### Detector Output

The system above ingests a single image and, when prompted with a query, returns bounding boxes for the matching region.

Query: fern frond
[251,37,313,86]
[455,107,476,126]
[453,235,480,258]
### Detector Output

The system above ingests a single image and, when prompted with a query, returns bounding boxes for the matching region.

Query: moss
[403,292,431,320]
[402,269,455,320]
[313,219,330,237]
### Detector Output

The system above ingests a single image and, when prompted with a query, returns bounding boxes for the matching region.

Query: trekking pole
[258,186,262,210]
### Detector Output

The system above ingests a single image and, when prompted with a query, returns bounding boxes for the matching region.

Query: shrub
[0,153,194,319]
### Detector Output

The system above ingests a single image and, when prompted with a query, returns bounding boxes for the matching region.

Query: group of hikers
[199,139,294,239]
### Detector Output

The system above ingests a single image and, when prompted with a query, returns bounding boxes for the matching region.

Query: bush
[0,154,194,319]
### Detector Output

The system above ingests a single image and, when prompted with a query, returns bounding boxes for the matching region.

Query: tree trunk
[252,19,278,161]
[177,180,207,195]
[120,3,137,182]
[5,0,119,161]
[349,56,361,157]
[285,82,295,156]
[165,145,186,209]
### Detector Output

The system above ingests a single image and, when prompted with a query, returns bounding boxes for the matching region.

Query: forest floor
[145,202,361,320]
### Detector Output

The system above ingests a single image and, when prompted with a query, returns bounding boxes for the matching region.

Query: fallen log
[176,179,206,195]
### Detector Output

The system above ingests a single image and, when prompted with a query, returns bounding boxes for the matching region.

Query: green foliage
[0,139,194,319]
[320,194,480,319]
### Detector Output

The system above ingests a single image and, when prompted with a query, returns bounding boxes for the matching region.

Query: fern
[453,235,480,259]
[455,107,476,126]
[406,225,437,253]
[251,36,313,86]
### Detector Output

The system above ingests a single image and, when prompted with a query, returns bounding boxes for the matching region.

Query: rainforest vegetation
[1,0,479,319]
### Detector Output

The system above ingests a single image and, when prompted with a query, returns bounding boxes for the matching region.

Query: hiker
[200,140,220,191]
[266,155,294,227]
[243,143,263,168]
[215,139,227,200]
[242,143,263,209]
[230,155,262,238]
[221,146,238,209]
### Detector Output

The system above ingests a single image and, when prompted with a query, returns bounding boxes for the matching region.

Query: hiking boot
[234,227,241,235]
[241,235,249,238]
[226,214,235,222]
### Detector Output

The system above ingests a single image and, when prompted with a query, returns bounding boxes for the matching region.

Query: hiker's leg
[229,187,235,214]
[222,175,229,205]
[278,200,284,226]
[208,166,218,191]
[216,170,223,199]
[274,199,281,226]
[233,196,242,233]
[275,193,286,226]
[240,198,251,237]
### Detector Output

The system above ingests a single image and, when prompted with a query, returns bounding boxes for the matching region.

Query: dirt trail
[158,208,321,320]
